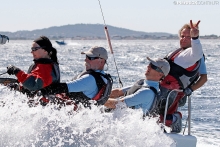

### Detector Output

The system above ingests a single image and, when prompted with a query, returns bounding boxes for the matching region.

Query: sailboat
[55,40,66,45]
[164,89,197,147]
[0,73,197,147]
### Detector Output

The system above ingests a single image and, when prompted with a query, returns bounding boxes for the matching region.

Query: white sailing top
[172,39,203,68]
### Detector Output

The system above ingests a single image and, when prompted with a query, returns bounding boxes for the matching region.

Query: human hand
[190,20,200,38]
[7,83,35,97]
[183,87,193,96]
[7,84,26,94]
[7,83,19,91]
[7,65,21,75]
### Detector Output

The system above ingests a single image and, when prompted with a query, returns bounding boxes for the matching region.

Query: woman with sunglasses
[6,36,60,104]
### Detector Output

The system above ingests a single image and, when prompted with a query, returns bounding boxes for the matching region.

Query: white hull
[167,134,197,147]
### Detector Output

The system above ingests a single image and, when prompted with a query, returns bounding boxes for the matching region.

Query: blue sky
[1,0,220,35]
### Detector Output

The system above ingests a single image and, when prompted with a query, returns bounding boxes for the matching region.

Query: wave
[0,87,174,147]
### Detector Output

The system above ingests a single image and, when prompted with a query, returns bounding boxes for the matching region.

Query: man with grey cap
[41,46,113,107]
[104,57,170,115]
[81,46,108,71]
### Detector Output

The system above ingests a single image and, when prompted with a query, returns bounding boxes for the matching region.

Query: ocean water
[0,40,219,147]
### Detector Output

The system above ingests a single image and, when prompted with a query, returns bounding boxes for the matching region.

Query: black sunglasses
[150,63,164,74]
[86,55,101,60]
[31,47,42,51]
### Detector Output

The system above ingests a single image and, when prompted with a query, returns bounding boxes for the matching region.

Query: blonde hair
[178,23,199,37]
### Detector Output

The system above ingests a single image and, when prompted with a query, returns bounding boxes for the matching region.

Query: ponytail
[50,47,59,65]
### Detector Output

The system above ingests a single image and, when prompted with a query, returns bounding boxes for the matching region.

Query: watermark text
[173,1,219,5]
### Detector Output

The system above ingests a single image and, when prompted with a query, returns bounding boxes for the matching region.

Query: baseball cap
[147,57,170,76]
[81,46,108,60]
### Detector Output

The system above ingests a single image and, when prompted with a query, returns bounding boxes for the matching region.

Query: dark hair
[34,36,59,64]
[51,47,59,65]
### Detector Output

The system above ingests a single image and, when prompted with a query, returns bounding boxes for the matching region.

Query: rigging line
[0,72,7,76]
[98,0,106,25]
[97,0,123,88]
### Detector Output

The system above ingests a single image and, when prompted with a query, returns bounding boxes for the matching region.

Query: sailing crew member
[40,46,113,108]
[104,57,170,116]
[6,36,60,105]
[158,20,207,132]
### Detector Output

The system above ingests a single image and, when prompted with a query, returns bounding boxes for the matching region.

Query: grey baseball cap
[147,57,170,76]
[81,46,108,60]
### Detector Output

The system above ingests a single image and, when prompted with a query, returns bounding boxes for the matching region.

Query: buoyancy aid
[15,58,60,107]
[24,58,59,93]
[67,70,113,106]
[157,49,203,115]
[18,58,60,101]
[42,70,113,108]
[164,48,201,89]
[27,58,60,83]
[124,79,159,116]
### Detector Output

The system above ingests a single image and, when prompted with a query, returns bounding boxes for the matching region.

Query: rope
[97,0,123,87]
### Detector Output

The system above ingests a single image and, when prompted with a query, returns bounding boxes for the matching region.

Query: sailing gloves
[7,65,21,75]
[183,87,193,96]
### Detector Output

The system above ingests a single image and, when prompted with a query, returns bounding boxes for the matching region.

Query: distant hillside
[0,24,175,40]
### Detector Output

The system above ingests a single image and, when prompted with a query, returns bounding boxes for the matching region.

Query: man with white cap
[104,57,170,115]
[41,46,113,107]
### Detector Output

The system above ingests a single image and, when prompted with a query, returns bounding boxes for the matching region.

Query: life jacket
[157,49,204,115]
[66,70,113,107]
[177,54,206,107]
[124,79,159,116]
[27,58,60,83]
[25,58,60,104]
[44,70,113,109]
[125,80,178,116]
[164,48,202,89]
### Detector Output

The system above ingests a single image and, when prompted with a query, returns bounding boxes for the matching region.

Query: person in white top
[158,20,208,133]
[161,20,207,90]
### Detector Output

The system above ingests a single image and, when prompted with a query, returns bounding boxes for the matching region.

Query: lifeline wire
[97,0,123,87]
